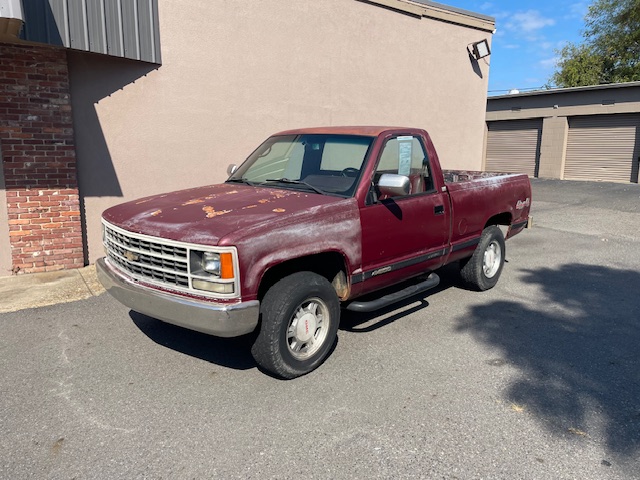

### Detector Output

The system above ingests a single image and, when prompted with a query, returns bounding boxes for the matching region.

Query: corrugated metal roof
[21,0,161,64]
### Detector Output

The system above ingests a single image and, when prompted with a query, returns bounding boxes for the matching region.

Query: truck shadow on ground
[456,263,640,464]
[340,263,464,332]
[130,312,257,370]
[128,265,466,370]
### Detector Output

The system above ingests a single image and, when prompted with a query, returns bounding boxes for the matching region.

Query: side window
[374,136,434,198]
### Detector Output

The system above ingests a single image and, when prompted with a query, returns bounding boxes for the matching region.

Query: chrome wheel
[483,240,502,278]
[287,297,329,360]
[252,272,340,379]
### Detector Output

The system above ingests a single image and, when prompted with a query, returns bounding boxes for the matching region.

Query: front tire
[460,225,505,291]
[251,272,340,379]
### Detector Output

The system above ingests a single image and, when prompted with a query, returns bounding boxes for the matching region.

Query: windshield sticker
[398,137,413,176]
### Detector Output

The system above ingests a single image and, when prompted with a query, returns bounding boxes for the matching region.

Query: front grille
[104,223,190,289]
[102,220,240,299]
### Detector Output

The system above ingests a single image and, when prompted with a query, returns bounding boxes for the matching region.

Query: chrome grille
[104,224,190,289]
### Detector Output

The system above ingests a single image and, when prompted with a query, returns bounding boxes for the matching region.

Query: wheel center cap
[296,313,317,342]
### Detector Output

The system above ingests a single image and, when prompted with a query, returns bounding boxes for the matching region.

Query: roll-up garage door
[485,119,542,176]
[565,114,640,183]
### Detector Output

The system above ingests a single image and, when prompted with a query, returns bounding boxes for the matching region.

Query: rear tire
[460,226,505,291]
[251,272,340,379]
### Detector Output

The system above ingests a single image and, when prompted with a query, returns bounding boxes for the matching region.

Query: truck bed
[442,169,517,183]
[441,169,531,244]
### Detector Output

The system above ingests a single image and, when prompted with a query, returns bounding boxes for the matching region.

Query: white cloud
[505,10,556,33]
[539,57,559,69]
[480,2,493,10]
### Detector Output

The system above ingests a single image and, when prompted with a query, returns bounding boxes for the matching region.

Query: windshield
[227,134,374,197]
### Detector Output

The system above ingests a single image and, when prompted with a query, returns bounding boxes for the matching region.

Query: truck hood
[102,183,350,245]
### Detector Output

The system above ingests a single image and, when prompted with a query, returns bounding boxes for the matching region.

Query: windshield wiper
[226,177,257,186]
[265,178,327,195]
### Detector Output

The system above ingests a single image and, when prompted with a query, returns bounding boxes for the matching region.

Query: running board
[346,273,440,313]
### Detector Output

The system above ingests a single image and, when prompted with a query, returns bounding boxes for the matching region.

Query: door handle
[434,205,445,215]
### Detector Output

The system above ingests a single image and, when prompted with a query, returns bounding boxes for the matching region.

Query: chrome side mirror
[227,164,238,176]
[377,173,410,198]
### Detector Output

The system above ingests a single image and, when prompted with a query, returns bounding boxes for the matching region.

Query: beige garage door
[485,119,542,176]
[565,114,640,183]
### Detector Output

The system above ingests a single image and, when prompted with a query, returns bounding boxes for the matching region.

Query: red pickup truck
[97,127,531,378]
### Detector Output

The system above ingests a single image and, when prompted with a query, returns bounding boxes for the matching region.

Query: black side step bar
[346,273,440,313]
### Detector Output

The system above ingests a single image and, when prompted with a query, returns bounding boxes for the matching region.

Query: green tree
[551,0,640,87]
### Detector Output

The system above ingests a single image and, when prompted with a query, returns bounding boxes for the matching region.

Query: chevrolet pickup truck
[97,126,531,378]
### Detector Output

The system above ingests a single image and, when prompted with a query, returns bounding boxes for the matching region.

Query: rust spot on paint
[272,208,286,213]
[183,198,205,205]
[150,209,162,216]
[203,206,232,218]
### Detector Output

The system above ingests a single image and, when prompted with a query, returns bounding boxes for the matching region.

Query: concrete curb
[0,265,105,314]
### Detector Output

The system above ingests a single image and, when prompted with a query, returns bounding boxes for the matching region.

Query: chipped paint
[272,208,286,213]
[232,199,362,298]
[182,198,206,205]
[203,206,232,218]
[150,209,162,216]
[258,199,270,204]
[242,205,258,210]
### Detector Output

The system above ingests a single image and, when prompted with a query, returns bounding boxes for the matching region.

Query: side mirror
[227,164,238,176]
[377,173,410,198]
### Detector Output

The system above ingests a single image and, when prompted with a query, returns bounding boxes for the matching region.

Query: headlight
[189,249,236,295]
[202,252,221,275]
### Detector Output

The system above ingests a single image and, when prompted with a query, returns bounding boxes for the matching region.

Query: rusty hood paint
[102,183,351,245]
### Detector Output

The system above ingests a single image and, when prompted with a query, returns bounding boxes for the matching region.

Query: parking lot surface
[1,179,639,479]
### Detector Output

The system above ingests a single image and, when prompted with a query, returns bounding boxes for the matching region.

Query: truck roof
[273,126,419,137]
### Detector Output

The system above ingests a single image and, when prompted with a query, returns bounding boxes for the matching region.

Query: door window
[373,136,434,200]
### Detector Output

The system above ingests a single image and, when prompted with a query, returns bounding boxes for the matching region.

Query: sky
[442,1,591,95]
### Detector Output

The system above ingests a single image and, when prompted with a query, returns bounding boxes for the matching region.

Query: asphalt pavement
[1,178,639,479]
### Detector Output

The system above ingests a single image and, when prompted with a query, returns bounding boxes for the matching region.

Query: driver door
[358,134,450,294]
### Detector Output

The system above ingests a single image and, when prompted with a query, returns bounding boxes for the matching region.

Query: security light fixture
[471,39,491,60]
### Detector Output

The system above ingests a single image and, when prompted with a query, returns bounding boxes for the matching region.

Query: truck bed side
[443,170,532,260]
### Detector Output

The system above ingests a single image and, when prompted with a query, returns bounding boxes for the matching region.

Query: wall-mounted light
[470,39,491,60]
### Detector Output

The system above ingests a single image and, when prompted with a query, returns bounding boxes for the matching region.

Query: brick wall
[0,43,84,274]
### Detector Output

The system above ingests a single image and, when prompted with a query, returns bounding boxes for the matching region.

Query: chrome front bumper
[96,258,259,337]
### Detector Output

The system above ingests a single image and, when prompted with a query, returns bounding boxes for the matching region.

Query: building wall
[538,116,568,179]
[485,83,640,182]
[70,0,492,264]
[0,43,84,275]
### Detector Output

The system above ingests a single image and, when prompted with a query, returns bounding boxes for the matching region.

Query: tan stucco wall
[487,84,640,122]
[538,116,568,179]
[70,0,492,263]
